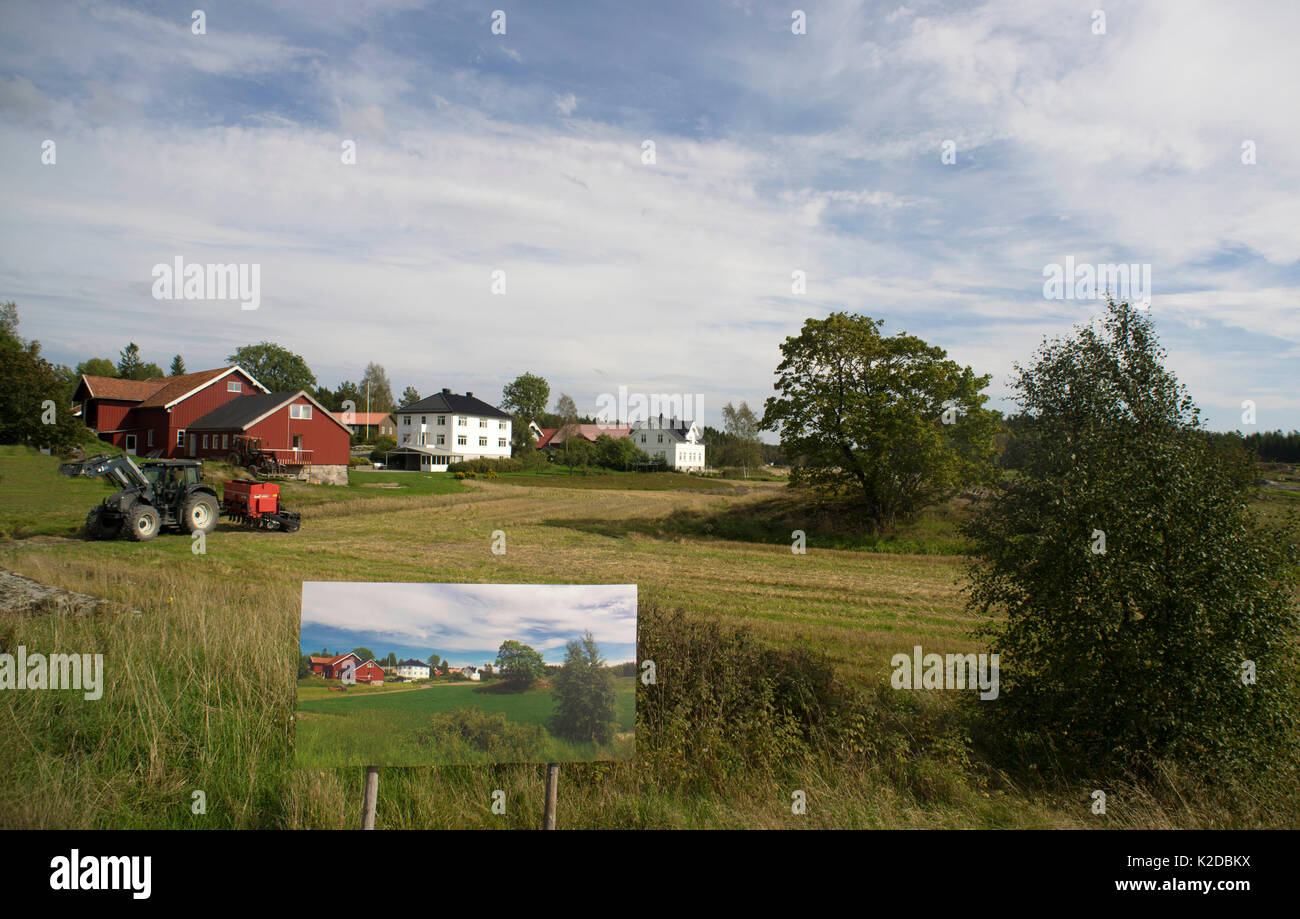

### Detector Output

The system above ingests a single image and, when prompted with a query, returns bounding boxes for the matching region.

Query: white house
[386,388,513,471]
[628,415,706,470]
[393,658,431,679]
[462,665,481,682]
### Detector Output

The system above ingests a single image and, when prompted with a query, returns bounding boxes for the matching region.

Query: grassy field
[0,443,1294,829]
[294,678,636,767]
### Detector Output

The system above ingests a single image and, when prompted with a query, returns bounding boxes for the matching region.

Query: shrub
[447,457,522,474]
[414,708,546,761]
[367,435,396,464]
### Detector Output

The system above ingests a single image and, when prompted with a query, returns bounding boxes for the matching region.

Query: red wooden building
[186,391,351,485]
[308,653,384,684]
[73,366,266,459]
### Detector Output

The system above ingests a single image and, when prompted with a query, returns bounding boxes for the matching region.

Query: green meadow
[1,444,1296,829]
[294,679,636,767]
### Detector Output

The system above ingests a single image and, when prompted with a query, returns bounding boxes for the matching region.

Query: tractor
[59,454,220,542]
[227,434,283,478]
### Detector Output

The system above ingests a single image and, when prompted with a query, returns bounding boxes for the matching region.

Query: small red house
[73,366,267,458]
[186,390,351,485]
[309,653,384,685]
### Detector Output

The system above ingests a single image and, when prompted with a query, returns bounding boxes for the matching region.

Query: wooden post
[542,762,559,830]
[361,765,379,830]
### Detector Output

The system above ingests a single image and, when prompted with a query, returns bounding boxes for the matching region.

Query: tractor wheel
[247,464,261,479]
[124,504,161,542]
[181,493,218,534]
[227,453,240,466]
[84,505,120,540]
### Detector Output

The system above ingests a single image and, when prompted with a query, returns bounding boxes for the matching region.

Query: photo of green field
[293,581,636,768]
[295,678,636,767]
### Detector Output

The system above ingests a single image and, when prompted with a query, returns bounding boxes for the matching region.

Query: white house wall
[397,412,512,469]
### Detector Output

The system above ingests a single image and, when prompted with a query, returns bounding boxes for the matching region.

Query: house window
[457,416,466,426]
[419,433,426,446]
[499,421,506,429]
[202,434,209,449]
[404,416,411,425]
[421,416,426,424]
[479,436,487,446]
[480,419,487,428]
[290,404,312,420]
[222,434,228,449]
[293,435,303,449]
[147,429,154,448]
[227,380,241,392]
[177,429,186,447]
[498,438,507,447]
[436,434,445,445]
[437,415,445,425]
[658,434,663,443]
[457,435,467,446]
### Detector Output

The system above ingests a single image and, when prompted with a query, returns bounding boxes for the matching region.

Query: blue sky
[299,582,638,667]
[2,0,1297,431]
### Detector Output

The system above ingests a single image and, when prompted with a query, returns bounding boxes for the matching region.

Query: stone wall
[306,464,349,486]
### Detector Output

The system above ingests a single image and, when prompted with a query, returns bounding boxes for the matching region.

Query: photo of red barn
[308,652,384,685]
[72,366,266,459]
[185,390,351,485]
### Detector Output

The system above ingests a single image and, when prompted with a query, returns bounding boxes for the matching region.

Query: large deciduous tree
[963,299,1299,774]
[761,312,999,530]
[0,303,88,453]
[495,640,547,691]
[550,632,618,745]
[226,342,317,393]
[501,372,550,448]
[721,401,762,471]
[359,362,395,413]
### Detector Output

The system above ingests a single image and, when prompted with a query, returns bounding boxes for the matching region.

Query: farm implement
[220,480,302,532]
[226,434,311,481]
[59,454,219,542]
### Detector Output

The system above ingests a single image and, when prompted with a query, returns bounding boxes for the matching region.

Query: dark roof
[187,392,300,431]
[397,659,429,668]
[396,390,511,420]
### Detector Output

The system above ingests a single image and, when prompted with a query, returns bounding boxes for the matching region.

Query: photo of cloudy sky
[2,1,1296,430]
[299,582,637,666]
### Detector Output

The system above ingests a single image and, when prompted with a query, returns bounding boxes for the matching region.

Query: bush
[414,708,547,761]
[448,457,522,474]
[347,456,370,467]
[367,435,396,464]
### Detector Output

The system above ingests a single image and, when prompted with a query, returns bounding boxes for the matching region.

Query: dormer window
[227,380,241,392]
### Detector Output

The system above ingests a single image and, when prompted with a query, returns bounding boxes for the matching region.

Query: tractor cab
[140,460,204,506]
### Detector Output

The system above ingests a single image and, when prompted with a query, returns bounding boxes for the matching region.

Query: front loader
[59,453,220,542]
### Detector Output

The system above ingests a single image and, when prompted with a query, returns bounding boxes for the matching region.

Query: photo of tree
[294,583,636,767]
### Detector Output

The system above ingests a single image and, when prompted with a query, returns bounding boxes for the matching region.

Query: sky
[2,0,1297,433]
[299,582,638,666]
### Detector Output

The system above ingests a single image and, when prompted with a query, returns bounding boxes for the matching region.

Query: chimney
[466,391,473,398]
[442,387,451,394]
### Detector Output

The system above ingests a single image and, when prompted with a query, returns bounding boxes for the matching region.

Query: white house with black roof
[628,414,706,471]
[386,388,513,471]
[392,658,431,679]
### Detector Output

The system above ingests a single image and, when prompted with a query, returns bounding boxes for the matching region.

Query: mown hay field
[1,445,1291,829]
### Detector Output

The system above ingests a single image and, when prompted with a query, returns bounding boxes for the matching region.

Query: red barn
[309,653,383,684]
[73,366,266,459]
[186,390,351,485]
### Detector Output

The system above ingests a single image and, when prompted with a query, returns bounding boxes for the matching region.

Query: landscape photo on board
[296,582,637,767]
